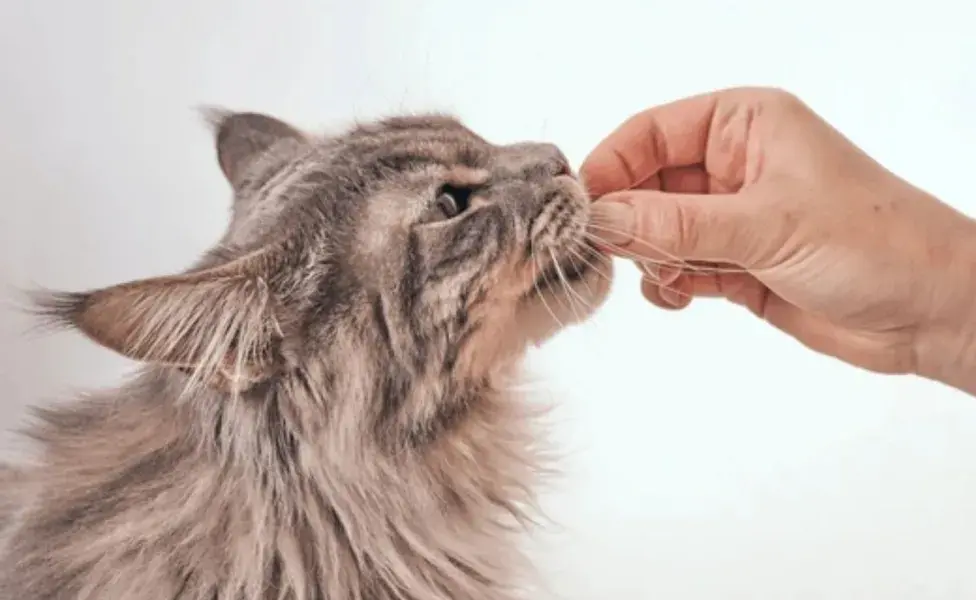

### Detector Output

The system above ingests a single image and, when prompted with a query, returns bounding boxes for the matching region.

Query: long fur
[0,111,611,599]
[0,464,22,533]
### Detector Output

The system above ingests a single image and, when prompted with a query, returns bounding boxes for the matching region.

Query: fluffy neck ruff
[0,352,550,600]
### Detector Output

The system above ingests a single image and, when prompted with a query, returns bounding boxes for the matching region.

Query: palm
[685,267,918,375]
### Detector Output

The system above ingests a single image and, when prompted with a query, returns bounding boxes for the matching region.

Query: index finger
[580,92,721,197]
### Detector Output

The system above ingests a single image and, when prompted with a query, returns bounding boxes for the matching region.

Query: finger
[640,277,692,310]
[643,165,740,196]
[657,264,682,286]
[684,272,769,316]
[659,165,742,194]
[658,166,709,194]
[640,277,678,309]
[580,93,720,197]
[637,261,682,286]
[581,89,757,198]
[587,189,769,267]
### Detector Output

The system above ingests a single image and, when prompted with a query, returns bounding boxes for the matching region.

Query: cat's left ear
[33,246,293,392]
[203,108,307,189]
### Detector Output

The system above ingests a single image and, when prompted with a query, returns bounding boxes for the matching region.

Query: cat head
[37,111,612,394]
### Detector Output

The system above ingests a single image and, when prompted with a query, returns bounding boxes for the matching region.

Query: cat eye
[435,184,473,219]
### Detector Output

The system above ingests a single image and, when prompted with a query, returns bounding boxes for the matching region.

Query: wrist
[915,323,976,395]
[913,209,976,394]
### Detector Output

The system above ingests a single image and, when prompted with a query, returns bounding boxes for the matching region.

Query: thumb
[587,190,768,266]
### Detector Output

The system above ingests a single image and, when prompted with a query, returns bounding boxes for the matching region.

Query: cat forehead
[363,114,475,134]
[338,114,492,167]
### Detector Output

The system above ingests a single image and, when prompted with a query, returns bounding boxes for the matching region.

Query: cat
[0,109,612,599]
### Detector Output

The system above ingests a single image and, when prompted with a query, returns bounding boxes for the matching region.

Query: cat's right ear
[202,108,307,189]
[30,245,296,393]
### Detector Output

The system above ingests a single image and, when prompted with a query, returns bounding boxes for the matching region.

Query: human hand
[581,87,976,393]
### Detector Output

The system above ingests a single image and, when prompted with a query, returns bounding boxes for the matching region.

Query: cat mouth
[522,243,598,299]
[535,256,589,287]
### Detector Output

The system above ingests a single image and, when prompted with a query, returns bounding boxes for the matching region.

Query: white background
[2,1,975,598]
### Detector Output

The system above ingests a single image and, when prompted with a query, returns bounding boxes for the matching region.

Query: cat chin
[517,264,612,348]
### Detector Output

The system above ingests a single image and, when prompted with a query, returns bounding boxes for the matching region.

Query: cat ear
[33,247,289,391]
[202,108,307,189]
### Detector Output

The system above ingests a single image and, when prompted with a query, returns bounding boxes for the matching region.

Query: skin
[580,86,976,395]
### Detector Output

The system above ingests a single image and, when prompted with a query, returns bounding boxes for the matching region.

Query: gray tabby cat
[0,110,612,599]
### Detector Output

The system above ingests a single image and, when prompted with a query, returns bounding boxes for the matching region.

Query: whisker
[585,233,746,277]
[566,248,595,297]
[530,248,565,330]
[549,248,591,314]
[578,242,657,280]
[535,253,562,309]
[584,222,748,275]
[570,247,614,287]
[635,262,695,299]
[583,233,694,271]
[544,250,575,317]
[577,244,695,300]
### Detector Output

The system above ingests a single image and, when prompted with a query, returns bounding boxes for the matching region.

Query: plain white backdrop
[2,1,975,598]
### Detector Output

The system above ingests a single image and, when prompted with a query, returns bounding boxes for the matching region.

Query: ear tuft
[29,247,293,392]
[198,104,233,132]
[202,108,307,189]
[29,290,91,332]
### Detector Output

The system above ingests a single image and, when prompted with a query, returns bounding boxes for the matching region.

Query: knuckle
[761,88,809,115]
[757,86,802,105]
[669,200,700,255]
[729,86,807,113]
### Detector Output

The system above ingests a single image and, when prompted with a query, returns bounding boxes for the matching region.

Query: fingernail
[588,201,634,246]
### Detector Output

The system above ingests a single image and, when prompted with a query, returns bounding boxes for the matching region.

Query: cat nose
[505,142,573,177]
[530,143,571,174]
[551,152,572,177]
